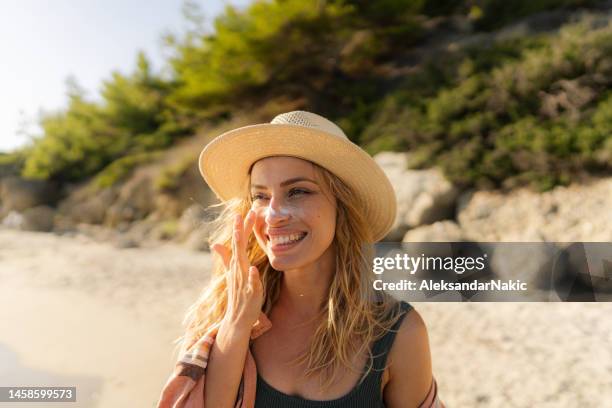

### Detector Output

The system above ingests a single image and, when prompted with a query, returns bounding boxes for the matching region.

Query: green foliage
[471,0,598,30]
[15,0,611,193]
[0,149,27,177]
[92,151,162,189]
[166,0,428,115]
[22,52,191,182]
[363,17,612,190]
[421,0,598,30]
[0,149,26,165]
[23,88,117,181]
[167,0,355,109]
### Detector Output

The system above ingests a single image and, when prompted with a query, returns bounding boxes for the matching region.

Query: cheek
[310,204,336,239]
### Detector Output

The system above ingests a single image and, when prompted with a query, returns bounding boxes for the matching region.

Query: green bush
[14,0,611,193]
[92,151,162,189]
[0,150,27,177]
[21,53,190,182]
[362,17,612,190]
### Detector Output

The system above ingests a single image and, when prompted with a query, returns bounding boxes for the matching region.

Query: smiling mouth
[266,232,308,249]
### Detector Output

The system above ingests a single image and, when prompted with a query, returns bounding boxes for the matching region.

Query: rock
[126,219,157,242]
[457,178,612,293]
[374,151,409,176]
[1,206,56,232]
[52,151,219,235]
[402,221,466,242]
[113,235,140,249]
[106,175,155,227]
[1,211,24,229]
[562,242,612,294]
[21,206,56,232]
[484,242,562,290]
[457,177,612,242]
[176,204,219,242]
[0,176,60,216]
[374,152,459,240]
[157,163,219,220]
[53,214,78,234]
[74,223,117,242]
[57,184,119,225]
[185,227,213,251]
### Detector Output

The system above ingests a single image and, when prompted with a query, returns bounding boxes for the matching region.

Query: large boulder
[21,206,56,232]
[1,211,24,229]
[1,205,56,232]
[402,220,466,242]
[374,152,459,240]
[106,175,156,228]
[457,178,612,242]
[484,242,562,292]
[457,177,612,293]
[57,183,119,225]
[0,176,60,216]
[558,242,612,296]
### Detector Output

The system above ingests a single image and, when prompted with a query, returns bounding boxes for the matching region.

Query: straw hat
[198,110,397,242]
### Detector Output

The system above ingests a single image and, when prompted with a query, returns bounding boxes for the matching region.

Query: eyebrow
[250,177,319,190]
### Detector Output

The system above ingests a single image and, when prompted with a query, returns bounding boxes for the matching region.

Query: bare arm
[204,211,263,407]
[203,320,252,407]
[384,308,434,408]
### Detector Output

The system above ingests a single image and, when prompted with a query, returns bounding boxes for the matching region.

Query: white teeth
[269,233,305,245]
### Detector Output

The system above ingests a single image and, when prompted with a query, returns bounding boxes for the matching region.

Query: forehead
[250,156,317,185]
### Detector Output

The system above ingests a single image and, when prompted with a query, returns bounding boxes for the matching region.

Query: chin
[268,255,303,271]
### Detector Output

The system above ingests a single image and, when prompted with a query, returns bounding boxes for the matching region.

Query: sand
[0,228,611,407]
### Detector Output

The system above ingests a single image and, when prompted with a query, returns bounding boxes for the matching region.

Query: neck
[275,243,336,323]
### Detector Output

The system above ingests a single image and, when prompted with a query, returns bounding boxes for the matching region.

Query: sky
[0,0,253,153]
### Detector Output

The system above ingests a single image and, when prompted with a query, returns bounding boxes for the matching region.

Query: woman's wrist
[219,315,254,341]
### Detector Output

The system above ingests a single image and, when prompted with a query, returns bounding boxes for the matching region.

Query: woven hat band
[270,111,347,140]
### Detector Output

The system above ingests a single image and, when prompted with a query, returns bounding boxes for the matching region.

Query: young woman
[162,111,442,407]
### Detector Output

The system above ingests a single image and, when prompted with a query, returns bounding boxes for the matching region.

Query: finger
[248,265,261,291]
[213,241,237,295]
[211,243,231,270]
[243,209,256,241]
[236,214,250,282]
[232,214,243,286]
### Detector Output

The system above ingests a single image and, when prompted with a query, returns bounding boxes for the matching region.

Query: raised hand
[211,210,264,330]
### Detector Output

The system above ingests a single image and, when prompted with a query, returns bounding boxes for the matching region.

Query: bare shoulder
[383,306,434,408]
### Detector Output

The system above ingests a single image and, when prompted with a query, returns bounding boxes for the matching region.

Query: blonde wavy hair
[176,158,403,390]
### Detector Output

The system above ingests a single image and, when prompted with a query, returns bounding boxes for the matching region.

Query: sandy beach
[1,228,611,407]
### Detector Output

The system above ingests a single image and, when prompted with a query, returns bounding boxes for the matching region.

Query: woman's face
[249,156,337,271]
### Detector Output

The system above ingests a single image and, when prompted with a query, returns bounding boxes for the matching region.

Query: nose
[264,196,290,225]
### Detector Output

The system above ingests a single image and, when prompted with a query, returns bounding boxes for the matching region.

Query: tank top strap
[370,301,413,372]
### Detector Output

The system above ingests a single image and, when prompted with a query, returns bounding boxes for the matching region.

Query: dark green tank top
[254,301,413,407]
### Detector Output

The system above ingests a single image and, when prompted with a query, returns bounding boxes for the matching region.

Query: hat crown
[270,111,347,140]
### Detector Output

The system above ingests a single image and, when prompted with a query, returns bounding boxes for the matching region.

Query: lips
[266,231,308,252]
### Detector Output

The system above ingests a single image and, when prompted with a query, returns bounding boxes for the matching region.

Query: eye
[288,188,310,197]
[251,193,269,201]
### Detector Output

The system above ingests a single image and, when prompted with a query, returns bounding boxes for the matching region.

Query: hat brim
[199,123,397,242]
